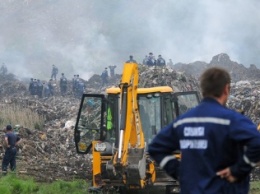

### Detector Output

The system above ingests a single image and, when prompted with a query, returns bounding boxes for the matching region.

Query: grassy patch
[37,180,89,194]
[250,181,260,194]
[0,104,45,130]
[3,175,260,194]
[0,174,38,194]
[0,175,88,194]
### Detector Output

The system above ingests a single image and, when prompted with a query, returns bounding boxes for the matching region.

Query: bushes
[0,175,88,194]
[0,104,45,130]
[38,180,88,194]
[0,174,38,194]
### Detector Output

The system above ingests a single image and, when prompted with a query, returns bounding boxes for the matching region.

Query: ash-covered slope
[174,53,260,82]
[0,65,199,181]
[1,60,260,182]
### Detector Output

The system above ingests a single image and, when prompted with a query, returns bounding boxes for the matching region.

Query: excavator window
[105,94,119,147]
[74,94,106,154]
[162,94,175,127]
[138,93,161,144]
[173,91,200,116]
[177,93,199,115]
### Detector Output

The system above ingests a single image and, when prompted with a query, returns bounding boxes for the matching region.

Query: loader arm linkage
[114,62,146,188]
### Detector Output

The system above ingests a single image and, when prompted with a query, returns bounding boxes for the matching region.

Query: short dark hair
[200,67,231,98]
[6,125,12,130]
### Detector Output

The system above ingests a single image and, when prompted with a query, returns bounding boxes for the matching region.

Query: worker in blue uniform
[2,125,21,175]
[148,67,260,194]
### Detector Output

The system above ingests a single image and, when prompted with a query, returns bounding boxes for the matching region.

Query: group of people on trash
[125,53,174,67]
[28,65,84,98]
[100,53,173,87]
[28,78,53,98]
[100,65,117,87]
[142,52,166,66]
[3,55,260,194]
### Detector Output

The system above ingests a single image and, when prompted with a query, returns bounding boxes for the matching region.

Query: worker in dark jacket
[2,125,21,175]
[126,55,137,63]
[148,67,260,194]
[156,55,166,66]
[101,68,108,86]
[60,73,67,96]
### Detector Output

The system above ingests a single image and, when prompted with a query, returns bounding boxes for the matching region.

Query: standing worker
[101,68,108,86]
[156,55,166,66]
[60,73,67,96]
[146,52,156,66]
[28,78,34,95]
[51,64,58,80]
[126,55,137,63]
[48,79,54,96]
[2,125,21,175]
[108,65,117,77]
[148,67,260,194]
[37,79,43,98]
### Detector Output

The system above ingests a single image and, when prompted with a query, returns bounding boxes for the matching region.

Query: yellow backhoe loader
[74,62,200,193]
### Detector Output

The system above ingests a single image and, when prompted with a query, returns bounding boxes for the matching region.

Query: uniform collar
[202,97,222,106]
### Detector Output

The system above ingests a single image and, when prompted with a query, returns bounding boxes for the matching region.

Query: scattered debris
[0,54,260,181]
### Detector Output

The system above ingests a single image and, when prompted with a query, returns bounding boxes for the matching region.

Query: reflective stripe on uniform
[243,155,256,167]
[173,117,231,128]
[160,155,176,169]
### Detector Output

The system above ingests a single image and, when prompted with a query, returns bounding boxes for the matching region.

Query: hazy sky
[0,0,259,80]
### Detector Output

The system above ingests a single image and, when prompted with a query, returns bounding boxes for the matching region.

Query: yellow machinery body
[74,62,200,193]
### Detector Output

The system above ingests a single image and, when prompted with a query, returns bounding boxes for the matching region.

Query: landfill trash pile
[173,53,260,125]
[0,56,259,182]
[138,64,200,92]
[174,53,260,82]
[229,80,260,125]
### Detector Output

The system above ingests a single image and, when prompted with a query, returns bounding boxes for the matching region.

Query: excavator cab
[74,87,200,154]
[74,86,200,192]
[137,88,200,145]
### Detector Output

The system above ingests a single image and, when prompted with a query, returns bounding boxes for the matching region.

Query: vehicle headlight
[94,142,106,152]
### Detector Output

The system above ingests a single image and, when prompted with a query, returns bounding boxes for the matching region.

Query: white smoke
[0,0,259,80]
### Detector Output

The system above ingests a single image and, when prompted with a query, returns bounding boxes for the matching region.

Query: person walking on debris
[108,65,117,77]
[156,55,166,66]
[43,82,50,98]
[142,55,148,65]
[126,55,137,63]
[48,79,54,96]
[73,75,81,97]
[77,80,85,99]
[72,75,77,95]
[2,125,21,175]
[51,64,58,80]
[60,73,67,96]
[101,68,108,86]
[37,79,43,98]
[146,52,156,66]
[28,78,34,95]
[0,63,7,75]
[167,59,173,67]
[31,79,38,96]
[148,67,260,194]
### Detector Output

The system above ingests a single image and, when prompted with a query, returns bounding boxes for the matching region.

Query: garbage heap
[0,60,259,182]
[0,64,200,182]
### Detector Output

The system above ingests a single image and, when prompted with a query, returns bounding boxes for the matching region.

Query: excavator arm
[112,62,146,188]
[117,62,145,163]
